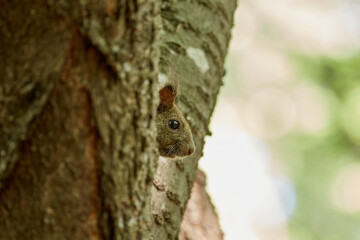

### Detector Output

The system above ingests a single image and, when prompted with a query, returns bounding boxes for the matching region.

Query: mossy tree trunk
[0,0,236,239]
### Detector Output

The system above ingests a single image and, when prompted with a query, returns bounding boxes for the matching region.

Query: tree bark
[150,1,236,238]
[179,170,223,240]
[0,0,236,239]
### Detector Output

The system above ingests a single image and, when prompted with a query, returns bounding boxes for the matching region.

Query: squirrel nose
[188,146,194,155]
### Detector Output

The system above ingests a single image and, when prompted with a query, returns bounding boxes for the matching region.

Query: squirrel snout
[187,146,195,156]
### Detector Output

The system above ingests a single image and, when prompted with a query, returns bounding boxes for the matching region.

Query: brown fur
[156,72,195,158]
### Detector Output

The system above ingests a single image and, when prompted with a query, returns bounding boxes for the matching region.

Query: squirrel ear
[159,85,176,105]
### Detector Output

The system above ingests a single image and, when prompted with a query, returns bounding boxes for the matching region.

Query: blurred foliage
[293,53,360,100]
[273,53,360,240]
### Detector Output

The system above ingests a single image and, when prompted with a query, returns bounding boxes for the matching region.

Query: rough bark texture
[0,1,160,239]
[0,0,236,239]
[151,0,236,238]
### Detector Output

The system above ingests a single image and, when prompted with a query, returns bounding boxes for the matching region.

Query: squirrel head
[156,74,195,159]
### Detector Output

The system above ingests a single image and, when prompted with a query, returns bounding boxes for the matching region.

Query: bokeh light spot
[245,88,296,138]
[331,163,360,213]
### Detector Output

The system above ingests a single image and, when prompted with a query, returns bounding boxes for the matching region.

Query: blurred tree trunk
[0,0,236,239]
[179,170,223,240]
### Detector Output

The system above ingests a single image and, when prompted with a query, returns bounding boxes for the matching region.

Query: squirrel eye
[169,120,180,130]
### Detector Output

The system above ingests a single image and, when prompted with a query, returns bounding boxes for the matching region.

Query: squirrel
[156,62,195,159]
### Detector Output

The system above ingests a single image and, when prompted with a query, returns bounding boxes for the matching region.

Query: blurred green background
[200,1,360,239]
[277,53,360,240]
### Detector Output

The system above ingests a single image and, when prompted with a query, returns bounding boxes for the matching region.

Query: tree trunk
[179,170,223,240]
[0,0,236,239]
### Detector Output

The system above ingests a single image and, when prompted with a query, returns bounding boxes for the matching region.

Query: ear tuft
[159,85,176,104]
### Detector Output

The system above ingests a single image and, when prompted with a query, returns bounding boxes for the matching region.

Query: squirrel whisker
[166,143,178,157]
